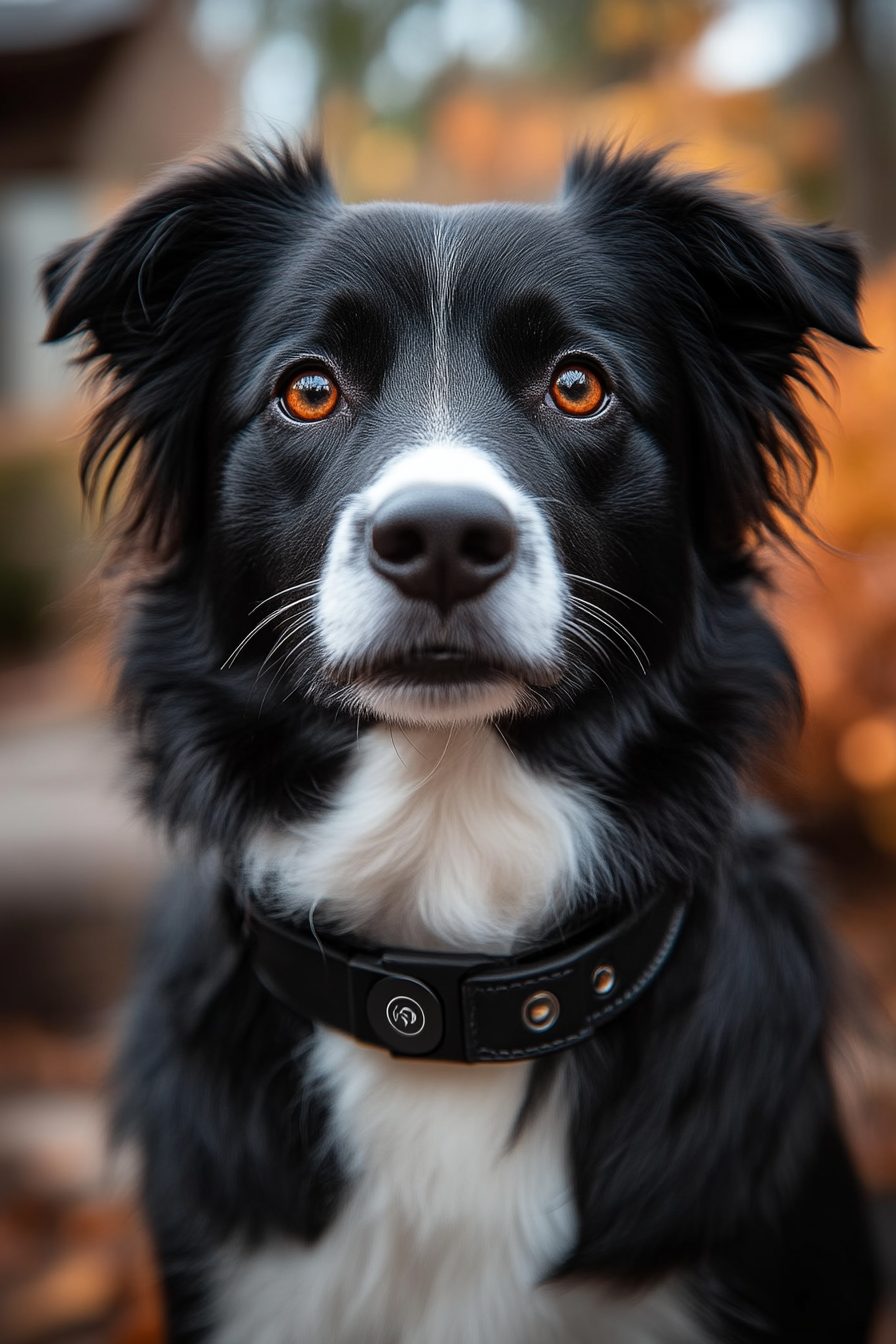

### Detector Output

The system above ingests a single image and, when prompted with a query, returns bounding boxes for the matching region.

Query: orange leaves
[770,261,896,846]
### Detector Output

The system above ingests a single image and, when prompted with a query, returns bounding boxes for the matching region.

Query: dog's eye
[548,365,607,416]
[281,369,339,421]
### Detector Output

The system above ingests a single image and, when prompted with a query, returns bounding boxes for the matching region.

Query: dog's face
[42,147,865,729]
[215,198,693,725]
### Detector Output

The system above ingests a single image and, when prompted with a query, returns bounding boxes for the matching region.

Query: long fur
[44,142,877,1342]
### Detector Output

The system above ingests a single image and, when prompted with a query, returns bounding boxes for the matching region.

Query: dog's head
[43,145,865,729]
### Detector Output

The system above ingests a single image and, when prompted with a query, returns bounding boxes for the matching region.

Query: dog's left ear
[565,147,869,554]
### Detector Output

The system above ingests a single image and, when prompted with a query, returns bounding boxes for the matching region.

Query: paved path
[0,712,165,910]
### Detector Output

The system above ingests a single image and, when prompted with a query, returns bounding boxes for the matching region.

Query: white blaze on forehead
[427,219,461,434]
[363,442,523,514]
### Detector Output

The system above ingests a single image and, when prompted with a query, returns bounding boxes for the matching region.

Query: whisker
[265,627,318,683]
[492,721,518,763]
[251,580,319,612]
[564,608,649,676]
[389,725,409,768]
[266,630,320,706]
[568,593,647,645]
[259,612,316,674]
[564,572,660,621]
[563,617,612,664]
[223,595,316,669]
[562,639,617,703]
[568,595,650,670]
[397,725,428,759]
[411,724,455,791]
[225,600,315,670]
[568,613,648,675]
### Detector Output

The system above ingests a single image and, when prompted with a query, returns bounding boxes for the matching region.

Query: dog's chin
[319,651,560,727]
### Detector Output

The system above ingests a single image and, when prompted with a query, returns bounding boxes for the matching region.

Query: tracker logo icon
[386,995,425,1037]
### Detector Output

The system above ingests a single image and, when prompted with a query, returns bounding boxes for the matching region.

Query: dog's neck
[243,722,607,955]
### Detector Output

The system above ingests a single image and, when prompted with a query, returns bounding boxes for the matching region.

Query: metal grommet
[522,990,560,1033]
[591,964,616,996]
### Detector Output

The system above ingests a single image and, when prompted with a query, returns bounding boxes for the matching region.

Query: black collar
[242,885,689,1063]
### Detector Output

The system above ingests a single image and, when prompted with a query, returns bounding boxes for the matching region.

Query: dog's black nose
[369,486,516,615]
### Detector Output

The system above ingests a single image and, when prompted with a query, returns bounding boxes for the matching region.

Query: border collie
[44,143,878,1342]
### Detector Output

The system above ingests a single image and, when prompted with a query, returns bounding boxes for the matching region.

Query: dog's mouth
[375,646,505,684]
[327,645,561,688]
[319,644,563,724]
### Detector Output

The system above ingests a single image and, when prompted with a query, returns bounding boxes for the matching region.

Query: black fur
[44,143,877,1341]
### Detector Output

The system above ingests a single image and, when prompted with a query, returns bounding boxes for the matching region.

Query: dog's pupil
[300,375,330,404]
[558,369,587,400]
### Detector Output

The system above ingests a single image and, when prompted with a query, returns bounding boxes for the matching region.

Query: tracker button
[367,976,444,1055]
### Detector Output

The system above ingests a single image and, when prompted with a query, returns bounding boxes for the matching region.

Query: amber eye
[549,364,607,416]
[281,369,339,421]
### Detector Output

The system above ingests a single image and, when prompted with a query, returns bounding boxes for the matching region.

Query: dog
[43,142,878,1342]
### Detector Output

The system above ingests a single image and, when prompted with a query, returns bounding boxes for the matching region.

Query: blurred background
[0,0,894,1339]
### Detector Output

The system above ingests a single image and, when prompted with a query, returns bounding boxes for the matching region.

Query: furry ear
[564,146,869,555]
[42,145,335,555]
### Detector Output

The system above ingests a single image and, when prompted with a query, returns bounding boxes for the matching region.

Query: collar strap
[243,886,689,1063]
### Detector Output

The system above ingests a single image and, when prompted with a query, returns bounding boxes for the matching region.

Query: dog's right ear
[43,145,335,555]
[564,145,868,557]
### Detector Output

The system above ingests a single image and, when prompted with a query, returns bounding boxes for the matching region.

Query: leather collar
[241,885,689,1063]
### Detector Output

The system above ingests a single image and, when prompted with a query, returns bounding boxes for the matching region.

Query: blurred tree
[808,0,896,254]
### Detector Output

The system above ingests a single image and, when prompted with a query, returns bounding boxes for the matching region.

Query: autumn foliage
[774,260,896,851]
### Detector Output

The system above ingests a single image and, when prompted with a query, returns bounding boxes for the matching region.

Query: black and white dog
[44,144,878,1342]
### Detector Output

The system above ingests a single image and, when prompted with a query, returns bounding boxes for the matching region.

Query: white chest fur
[244,723,605,951]
[214,1033,698,1344]
[219,728,701,1344]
